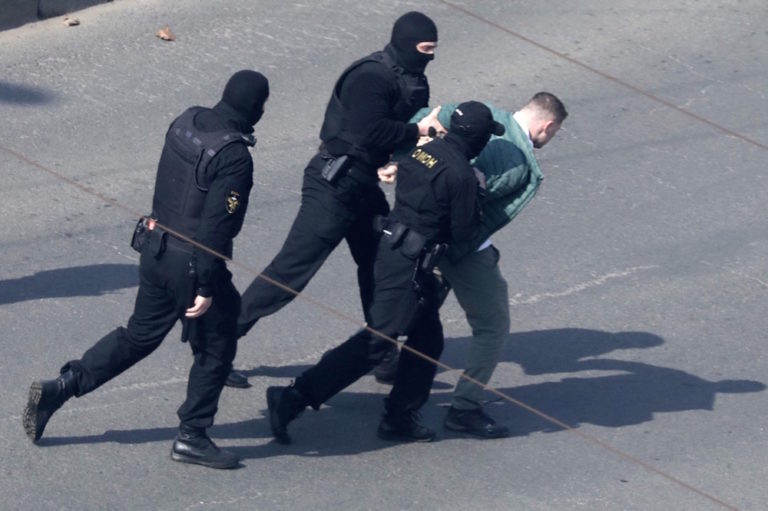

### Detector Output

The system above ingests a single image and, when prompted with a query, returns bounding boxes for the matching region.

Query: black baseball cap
[450,101,505,138]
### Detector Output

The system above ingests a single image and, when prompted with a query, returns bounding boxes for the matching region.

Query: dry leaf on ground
[156,26,175,41]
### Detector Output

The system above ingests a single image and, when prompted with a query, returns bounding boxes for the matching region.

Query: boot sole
[170,451,238,470]
[266,387,291,444]
[22,381,44,443]
[224,371,252,389]
[376,428,436,443]
[224,379,252,389]
[444,420,510,439]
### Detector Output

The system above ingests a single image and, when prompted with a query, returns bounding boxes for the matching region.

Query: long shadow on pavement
[0,81,57,105]
[0,263,138,305]
[237,328,766,439]
[438,328,766,436]
[35,393,409,459]
[34,328,765,458]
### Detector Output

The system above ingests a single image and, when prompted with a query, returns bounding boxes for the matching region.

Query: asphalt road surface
[1,1,767,510]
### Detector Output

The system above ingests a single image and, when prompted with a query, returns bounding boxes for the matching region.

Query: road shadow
[437,328,765,436]
[36,392,420,459]
[234,359,454,391]
[0,263,138,305]
[36,328,764,457]
[236,364,314,379]
[0,81,57,105]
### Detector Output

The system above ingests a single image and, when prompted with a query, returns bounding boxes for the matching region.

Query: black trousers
[62,245,240,430]
[237,153,390,337]
[294,241,444,415]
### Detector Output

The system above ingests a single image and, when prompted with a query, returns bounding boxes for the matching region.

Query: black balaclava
[219,70,270,127]
[389,11,438,74]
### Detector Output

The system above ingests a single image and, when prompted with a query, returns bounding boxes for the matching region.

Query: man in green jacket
[377,92,567,438]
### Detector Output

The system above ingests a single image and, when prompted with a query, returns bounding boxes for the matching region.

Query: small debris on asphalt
[156,26,175,41]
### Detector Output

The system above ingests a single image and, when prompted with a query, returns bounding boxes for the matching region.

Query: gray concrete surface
[0,0,111,31]
[1,1,767,510]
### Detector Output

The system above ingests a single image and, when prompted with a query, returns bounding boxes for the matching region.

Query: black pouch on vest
[400,229,427,259]
[385,223,408,247]
[148,228,167,258]
[321,154,353,185]
[130,218,150,253]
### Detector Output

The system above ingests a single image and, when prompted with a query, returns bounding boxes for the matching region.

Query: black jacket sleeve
[341,65,420,154]
[193,142,253,295]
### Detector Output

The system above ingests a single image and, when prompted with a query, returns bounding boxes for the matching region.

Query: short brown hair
[528,92,568,123]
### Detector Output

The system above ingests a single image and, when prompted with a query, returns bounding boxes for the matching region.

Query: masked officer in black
[265,101,505,443]
[22,70,269,469]
[224,11,444,389]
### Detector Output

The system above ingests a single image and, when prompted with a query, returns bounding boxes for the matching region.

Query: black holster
[131,217,167,258]
[130,217,150,253]
[320,153,354,185]
[420,243,447,273]
[180,260,198,344]
[395,257,442,335]
[374,215,430,259]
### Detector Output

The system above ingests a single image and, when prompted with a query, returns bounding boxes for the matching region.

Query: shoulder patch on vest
[226,190,241,214]
[411,148,439,169]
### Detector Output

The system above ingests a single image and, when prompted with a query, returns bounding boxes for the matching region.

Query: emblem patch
[226,190,241,214]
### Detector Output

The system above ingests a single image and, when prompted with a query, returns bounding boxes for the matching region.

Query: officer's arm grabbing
[340,70,441,157]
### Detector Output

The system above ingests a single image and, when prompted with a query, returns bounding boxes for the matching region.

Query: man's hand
[378,162,398,184]
[185,295,212,318]
[473,167,487,190]
[417,105,446,137]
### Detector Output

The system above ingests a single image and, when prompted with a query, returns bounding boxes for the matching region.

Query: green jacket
[408,103,544,261]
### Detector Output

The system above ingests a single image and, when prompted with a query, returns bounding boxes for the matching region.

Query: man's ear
[541,119,555,136]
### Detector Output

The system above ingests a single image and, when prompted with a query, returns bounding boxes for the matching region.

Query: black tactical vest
[319,49,429,163]
[151,107,254,241]
[390,138,456,244]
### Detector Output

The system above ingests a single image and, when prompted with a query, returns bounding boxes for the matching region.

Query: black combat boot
[444,406,510,439]
[171,424,239,469]
[266,385,308,444]
[377,408,436,442]
[23,369,77,443]
[224,369,251,389]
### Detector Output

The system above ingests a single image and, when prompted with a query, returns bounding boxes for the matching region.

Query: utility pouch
[400,229,427,259]
[148,228,167,258]
[375,215,409,247]
[384,223,408,247]
[130,217,150,253]
[321,154,353,185]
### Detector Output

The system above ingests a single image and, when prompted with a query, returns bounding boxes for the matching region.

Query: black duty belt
[373,215,448,272]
